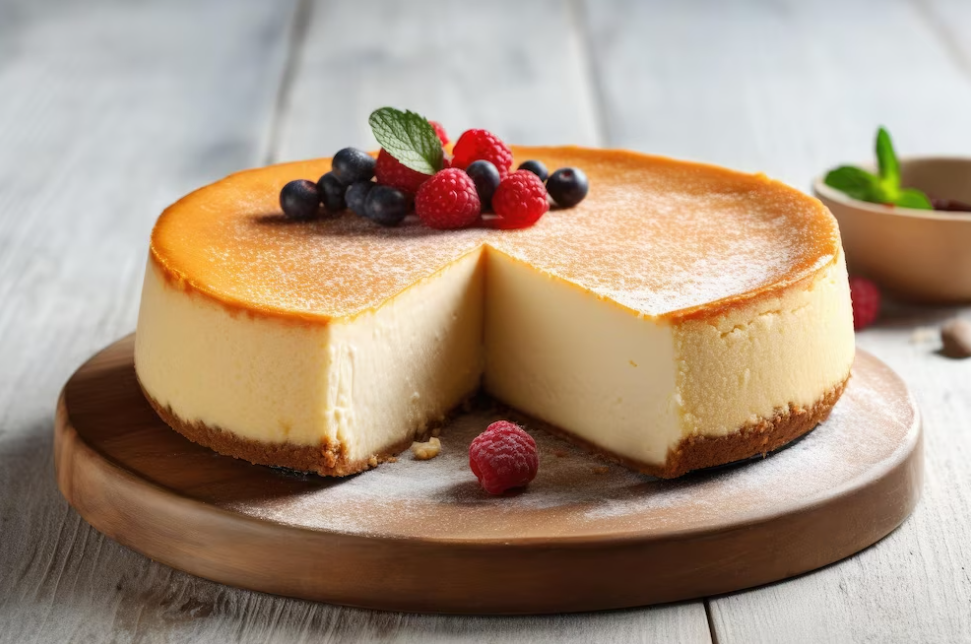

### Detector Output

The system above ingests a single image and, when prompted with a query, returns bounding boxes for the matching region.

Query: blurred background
[2,1,971,642]
[5,0,971,386]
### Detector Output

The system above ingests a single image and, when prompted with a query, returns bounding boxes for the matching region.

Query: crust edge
[140,376,848,479]
[521,376,849,479]
[140,382,396,477]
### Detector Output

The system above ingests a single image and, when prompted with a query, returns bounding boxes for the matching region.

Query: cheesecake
[134,146,855,478]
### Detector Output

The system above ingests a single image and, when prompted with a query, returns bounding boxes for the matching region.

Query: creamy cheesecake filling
[675,252,855,438]
[484,251,682,466]
[135,245,854,471]
[136,252,485,463]
[323,251,485,461]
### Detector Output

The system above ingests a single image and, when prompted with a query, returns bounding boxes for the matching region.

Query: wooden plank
[0,0,710,641]
[582,0,971,188]
[919,0,971,80]
[263,0,711,639]
[583,0,971,641]
[708,313,971,644]
[14,0,970,640]
[0,0,297,642]
[273,0,604,161]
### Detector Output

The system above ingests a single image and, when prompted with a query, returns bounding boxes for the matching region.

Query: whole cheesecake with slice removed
[134,146,855,478]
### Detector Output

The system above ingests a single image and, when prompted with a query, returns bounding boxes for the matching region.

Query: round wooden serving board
[55,336,922,614]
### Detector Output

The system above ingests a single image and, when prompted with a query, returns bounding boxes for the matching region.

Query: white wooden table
[2,0,970,641]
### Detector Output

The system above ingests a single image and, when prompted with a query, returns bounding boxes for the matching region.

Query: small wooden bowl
[813,157,971,303]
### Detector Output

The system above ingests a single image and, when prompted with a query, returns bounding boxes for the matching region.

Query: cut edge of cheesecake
[138,375,848,479]
[524,377,847,478]
[135,243,854,478]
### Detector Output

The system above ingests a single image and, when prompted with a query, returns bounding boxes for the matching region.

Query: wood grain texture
[273,0,604,161]
[55,338,922,614]
[3,0,971,640]
[0,0,297,642]
[708,306,971,644]
[581,0,971,189]
[1,0,707,640]
[261,0,713,638]
[577,0,971,641]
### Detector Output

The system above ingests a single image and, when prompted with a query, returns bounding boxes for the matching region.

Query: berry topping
[518,159,549,182]
[331,147,376,184]
[317,172,346,212]
[491,170,550,229]
[415,168,482,229]
[345,180,374,216]
[469,421,539,495]
[546,167,589,208]
[849,276,881,330]
[931,197,971,212]
[429,120,449,145]
[375,149,434,194]
[279,179,320,220]
[451,129,513,176]
[364,184,409,227]
[464,160,501,207]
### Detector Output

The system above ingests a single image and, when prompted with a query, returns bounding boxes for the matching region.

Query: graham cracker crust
[140,384,409,477]
[140,376,848,479]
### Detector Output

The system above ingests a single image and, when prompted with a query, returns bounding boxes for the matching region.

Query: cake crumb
[367,455,379,468]
[553,449,569,458]
[411,437,442,461]
[591,466,611,475]
[910,326,937,344]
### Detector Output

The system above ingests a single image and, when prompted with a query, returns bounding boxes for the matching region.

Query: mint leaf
[368,107,443,174]
[875,126,900,189]
[893,188,933,210]
[826,127,934,209]
[824,166,886,203]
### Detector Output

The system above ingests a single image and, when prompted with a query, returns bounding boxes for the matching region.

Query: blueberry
[465,160,501,206]
[364,185,409,226]
[345,180,374,216]
[332,147,376,184]
[279,179,320,220]
[546,167,589,208]
[518,160,549,182]
[317,172,346,212]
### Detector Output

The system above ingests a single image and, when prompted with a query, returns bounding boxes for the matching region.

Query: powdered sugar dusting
[153,147,839,321]
[224,353,918,541]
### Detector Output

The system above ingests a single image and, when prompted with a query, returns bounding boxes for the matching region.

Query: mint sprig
[875,127,900,190]
[368,107,443,175]
[824,127,932,210]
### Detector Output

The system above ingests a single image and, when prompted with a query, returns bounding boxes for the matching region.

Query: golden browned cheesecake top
[150,146,840,324]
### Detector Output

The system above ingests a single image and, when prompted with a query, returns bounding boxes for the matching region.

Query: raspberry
[849,276,881,330]
[451,129,513,176]
[415,169,481,229]
[491,170,550,229]
[375,149,434,194]
[469,421,538,495]
[429,120,449,145]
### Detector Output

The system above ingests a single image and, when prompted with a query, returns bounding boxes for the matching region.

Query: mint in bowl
[813,128,971,303]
